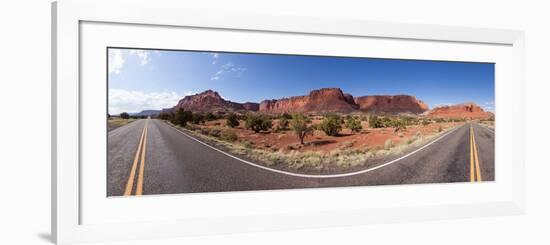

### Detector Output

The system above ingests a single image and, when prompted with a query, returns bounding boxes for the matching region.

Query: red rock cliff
[172,90,259,113]
[354,95,429,114]
[259,88,359,113]
[428,103,493,119]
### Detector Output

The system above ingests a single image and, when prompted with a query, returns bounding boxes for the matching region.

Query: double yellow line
[124,119,149,196]
[469,124,482,182]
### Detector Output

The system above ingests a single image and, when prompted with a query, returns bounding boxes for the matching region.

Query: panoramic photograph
[107,48,495,197]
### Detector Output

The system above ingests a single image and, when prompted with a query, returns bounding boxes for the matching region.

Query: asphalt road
[107,119,495,196]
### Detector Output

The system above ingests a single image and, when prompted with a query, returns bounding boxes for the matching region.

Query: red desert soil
[197,119,459,153]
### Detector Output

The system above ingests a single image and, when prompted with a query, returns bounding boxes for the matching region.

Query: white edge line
[481,125,495,134]
[166,121,462,179]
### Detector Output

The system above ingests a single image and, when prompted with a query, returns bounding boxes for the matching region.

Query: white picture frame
[52,0,525,244]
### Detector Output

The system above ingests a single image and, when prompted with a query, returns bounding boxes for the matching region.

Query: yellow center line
[135,124,148,196]
[472,126,482,182]
[123,120,147,196]
[469,124,482,182]
[469,126,475,182]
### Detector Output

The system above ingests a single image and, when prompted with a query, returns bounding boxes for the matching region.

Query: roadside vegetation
[107,112,139,131]
[158,110,461,172]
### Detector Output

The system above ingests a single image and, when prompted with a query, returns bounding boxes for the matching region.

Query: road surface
[107,119,495,196]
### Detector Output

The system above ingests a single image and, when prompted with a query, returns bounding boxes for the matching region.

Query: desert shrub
[119,112,130,119]
[290,113,313,145]
[421,119,430,126]
[245,114,272,133]
[209,129,221,138]
[192,113,205,124]
[185,124,199,131]
[369,115,383,128]
[221,130,238,142]
[199,128,210,135]
[276,117,289,132]
[438,126,443,132]
[320,115,342,136]
[158,112,174,121]
[174,108,193,127]
[205,112,217,121]
[391,119,407,132]
[241,140,253,149]
[345,117,362,133]
[384,139,393,150]
[226,113,240,128]
[281,113,292,120]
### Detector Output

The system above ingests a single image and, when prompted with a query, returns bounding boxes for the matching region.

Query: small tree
[290,113,313,145]
[320,115,342,136]
[158,112,174,121]
[205,112,216,121]
[281,113,292,120]
[245,114,272,133]
[192,113,205,124]
[276,117,289,132]
[120,112,130,119]
[174,108,193,127]
[226,113,240,128]
[369,115,383,128]
[345,117,362,133]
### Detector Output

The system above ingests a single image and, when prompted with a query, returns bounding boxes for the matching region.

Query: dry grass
[107,118,136,131]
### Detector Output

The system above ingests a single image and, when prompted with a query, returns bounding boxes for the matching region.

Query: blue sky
[108,48,494,114]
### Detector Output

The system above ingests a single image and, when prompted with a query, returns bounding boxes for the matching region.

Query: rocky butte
[428,103,493,119]
[259,88,359,113]
[354,95,429,114]
[169,90,259,113]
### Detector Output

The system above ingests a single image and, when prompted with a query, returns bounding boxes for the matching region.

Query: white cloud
[108,49,156,74]
[129,50,150,66]
[108,50,125,74]
[210,62,246,80]
[184,91,195,96]
[210,53,220,64]
[108,89,182,114]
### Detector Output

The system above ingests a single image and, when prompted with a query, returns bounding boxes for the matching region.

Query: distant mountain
[169,90,259,113]
[428,103,493,119]
[130,110,161,117]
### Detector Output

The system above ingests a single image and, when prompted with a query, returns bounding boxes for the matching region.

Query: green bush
[192,113,205,124]
[281,113,292,120]
[209,129,221,138]
[174,108,193,127]
[226,113,240,128]
[369,115,383,128]
[245,114,272,133]
[119,112,130,119]
[345,117,362,133]
[158,112,174,121]
[276,117,289,132]
[290,113,313,144]
[221,130,238,142]
[320,115,342,136]
[205,112,217,121]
